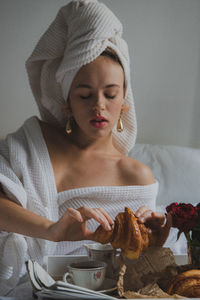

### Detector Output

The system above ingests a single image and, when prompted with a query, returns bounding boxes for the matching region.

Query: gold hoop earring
[66,118,72,134]
[117,111,124,133]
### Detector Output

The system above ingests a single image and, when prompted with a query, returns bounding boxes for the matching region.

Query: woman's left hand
[135,205,172,246]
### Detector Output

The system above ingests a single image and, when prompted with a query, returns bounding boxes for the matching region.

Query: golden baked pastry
[167,269,200,297]
[94,206,152,260]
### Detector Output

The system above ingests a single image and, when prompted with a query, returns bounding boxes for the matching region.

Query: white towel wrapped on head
[26,0,137,154]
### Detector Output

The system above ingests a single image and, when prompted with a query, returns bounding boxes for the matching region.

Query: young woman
[0,0,171,295]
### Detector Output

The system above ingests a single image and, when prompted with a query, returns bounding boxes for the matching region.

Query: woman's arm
[0,192,113,242]
[0,192,54,240]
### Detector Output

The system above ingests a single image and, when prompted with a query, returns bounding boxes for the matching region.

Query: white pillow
[129,144,200,254]
[129,144,200,208]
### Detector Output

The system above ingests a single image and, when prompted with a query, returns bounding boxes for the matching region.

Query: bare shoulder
[118,156,155,186]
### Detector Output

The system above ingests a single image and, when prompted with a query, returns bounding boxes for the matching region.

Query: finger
[84,230,97,241]
[66,207,84,222]
[92,208,113,230]
[154,213,172,246]
[79,206,112,230]
[135,205,149,218]
[164,212,172,230]
[95,207,114,225]
[139,211,154,223]
[142,211,167,229]
[151,211,166,226]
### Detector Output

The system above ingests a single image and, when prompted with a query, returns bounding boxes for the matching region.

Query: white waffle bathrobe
[0,116,158,295]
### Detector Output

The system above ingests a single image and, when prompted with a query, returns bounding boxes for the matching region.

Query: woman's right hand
[47,206,114,242]
[136,205,172,246]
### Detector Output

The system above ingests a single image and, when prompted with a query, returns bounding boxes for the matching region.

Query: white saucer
[66,277,117,294]
[98,278,117,294]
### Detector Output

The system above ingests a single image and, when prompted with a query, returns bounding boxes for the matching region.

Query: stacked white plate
[26,260,117,300]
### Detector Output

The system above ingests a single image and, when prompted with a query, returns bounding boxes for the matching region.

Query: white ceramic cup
[84,243,120,278]
[62,260,107,290]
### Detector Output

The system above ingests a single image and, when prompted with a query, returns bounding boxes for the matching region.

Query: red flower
[166,202,199,233]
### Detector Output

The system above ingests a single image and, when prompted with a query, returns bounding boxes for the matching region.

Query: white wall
[0,0,200,147]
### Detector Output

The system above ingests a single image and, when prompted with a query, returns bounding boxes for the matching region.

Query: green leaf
[177,231,183,241]
[184,232,191,243]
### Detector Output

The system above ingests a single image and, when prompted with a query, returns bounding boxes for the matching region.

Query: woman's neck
[67,129,118,156]
[40,119,121,157]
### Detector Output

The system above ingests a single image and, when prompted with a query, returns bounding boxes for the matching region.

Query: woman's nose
[92,95,106,112]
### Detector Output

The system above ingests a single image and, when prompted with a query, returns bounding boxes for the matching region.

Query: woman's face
[68,55,125,139]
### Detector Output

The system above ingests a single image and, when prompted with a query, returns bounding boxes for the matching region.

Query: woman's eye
[80,94,91,99]
[105,94,116,99]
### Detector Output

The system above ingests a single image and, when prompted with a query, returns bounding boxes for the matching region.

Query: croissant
[94,206,155,260]
[167,269,200,297]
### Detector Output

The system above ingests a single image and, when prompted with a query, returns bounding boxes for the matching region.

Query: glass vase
[187,242,200,266]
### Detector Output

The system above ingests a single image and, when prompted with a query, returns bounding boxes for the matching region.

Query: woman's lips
[90,116,108,129]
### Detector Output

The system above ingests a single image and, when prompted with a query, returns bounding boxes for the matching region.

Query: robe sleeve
[0,139,28,295]
[0,138,27,207]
